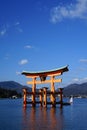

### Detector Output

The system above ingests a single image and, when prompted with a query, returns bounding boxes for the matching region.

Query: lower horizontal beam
[27,79,62,84]
[26,91,61,95]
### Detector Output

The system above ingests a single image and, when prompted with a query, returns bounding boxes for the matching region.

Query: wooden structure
[22,65,69,108]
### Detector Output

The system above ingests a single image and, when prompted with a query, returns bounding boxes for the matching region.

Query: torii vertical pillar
[50,76,56,107]
[59,88,63,108]
[39,89,43,107]
[32,77,36,107]
[43,87,48,107]
[23,88,27,107]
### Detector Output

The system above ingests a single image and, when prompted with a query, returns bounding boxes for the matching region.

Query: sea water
[0,98,87,130]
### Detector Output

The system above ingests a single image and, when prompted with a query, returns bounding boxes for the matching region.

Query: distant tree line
[0,87,22,98]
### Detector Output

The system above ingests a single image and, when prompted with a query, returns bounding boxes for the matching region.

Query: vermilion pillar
[39,89,43,107]
[23,88,27,107]
[59,88,63,108]
[50,76,56,107]
[32,77,36,107]
[43,87,48,107]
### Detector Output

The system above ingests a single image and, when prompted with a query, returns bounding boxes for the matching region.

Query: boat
[69,96,73,104]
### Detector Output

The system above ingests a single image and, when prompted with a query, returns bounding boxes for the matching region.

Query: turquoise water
[0,98,87,130]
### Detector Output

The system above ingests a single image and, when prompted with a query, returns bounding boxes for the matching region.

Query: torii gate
[22,65,69,107]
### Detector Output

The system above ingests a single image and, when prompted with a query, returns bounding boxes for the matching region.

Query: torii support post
[43,87,48,107]
[59,88,63,108]
[39,89,43,107]
[23,88,27,107]
[50,76,56,107]
[32,77,36,107]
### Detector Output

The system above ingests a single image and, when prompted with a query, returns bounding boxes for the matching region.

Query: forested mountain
[0,88,21,98]
[0,81,31,93]
[63,82,87,97]
[0,81,32,98]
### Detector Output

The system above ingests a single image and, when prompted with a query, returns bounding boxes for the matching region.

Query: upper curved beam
[21,65,69,77]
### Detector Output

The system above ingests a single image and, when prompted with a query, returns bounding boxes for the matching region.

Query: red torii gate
[22,65,69,108]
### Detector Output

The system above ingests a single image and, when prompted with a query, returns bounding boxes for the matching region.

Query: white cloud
[19,59,28,65]
[14,22,20,26]
[82,77,87,82]
[0,29,7,36]
[14,22,23,33]
[16,28,23,33]
[70,77,87,84]
[0,21,23,37]
[16,71,21,75]
[50,0,87,23]
[79,59,87,63]
[80,77,87,83]
[72,78,79,82]
[4,54,10,60]
[24,45,33,49]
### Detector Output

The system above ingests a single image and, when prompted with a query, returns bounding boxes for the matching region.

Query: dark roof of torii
[21,65,69,77]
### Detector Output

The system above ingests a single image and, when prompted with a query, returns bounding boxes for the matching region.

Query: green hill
[63,82,87,97]
[0,81,32,98]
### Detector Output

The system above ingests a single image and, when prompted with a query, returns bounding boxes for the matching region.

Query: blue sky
[0,0,87,87]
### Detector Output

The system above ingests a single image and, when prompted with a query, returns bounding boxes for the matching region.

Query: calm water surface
[0,98,87,130]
